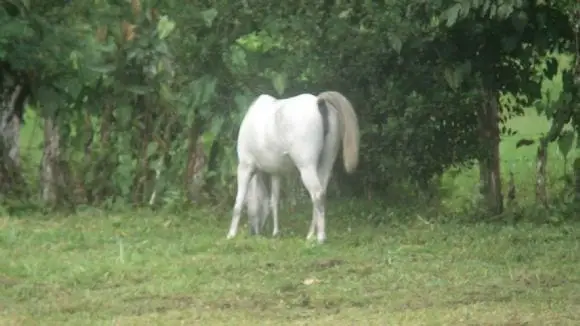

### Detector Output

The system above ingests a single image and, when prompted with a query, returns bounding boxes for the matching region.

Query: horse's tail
[316,91,360,173]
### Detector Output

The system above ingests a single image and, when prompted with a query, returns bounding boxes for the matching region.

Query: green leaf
[36,86,63,117]
[488,3,497,18]
[230,46,247,67]
[54,77,82,100]
[511,10,528,32]
[96,42,117,53]
[157,15,176,39]
[125,85,150,95]
[534,99,546,116]
[542,57,559,80]
[443,66,463,90]
[210,116,225,135]
[496,4,514,19]
[36,85,61,106]
[272,72,287,96]
[234,92,253,115]
[443,3,461,27]
[544,101,554,118]
[501,36,519,53]
[459,61,472,76]
[196,75,217,105]
[460,0,471,18]
[561,91,573,106]
[388,33,403,54]
[69,50,80,70]
[21,0,30,10]
[201,8,218,27]
[557,130,575,159]
[201,81,217,105]
[149,156,165,170]
[160,84,175,102]
[87,64,116,74]
[482,0,491,16]
[187,75,217,111]
[146,142,159,158]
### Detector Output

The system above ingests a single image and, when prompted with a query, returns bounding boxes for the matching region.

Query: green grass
[5,51,579,325]
[1,209,580,325]
[441,107,577,211]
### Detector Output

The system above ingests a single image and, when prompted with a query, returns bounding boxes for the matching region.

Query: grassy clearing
[6,103,580,325]
[5,52,579,325]
[1,208,580,325]
[4,116,580,325]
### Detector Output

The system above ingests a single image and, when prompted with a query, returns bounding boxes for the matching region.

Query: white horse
[227,91,360,244]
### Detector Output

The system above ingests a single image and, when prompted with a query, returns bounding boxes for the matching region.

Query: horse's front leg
[270,175,281,237]
[227,163,254,239]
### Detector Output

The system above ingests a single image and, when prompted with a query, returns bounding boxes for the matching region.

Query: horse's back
[237,93,327,173]
[276,94,321,125]
[237,94,284,170]
[246,94,277,114]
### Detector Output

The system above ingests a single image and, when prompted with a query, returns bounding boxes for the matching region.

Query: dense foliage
[0,0,578,215]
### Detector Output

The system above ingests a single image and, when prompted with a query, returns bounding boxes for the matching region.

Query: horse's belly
[253,151,294,174]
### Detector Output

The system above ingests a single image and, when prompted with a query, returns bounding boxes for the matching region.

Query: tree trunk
[535,140,548,207]
[130,94,153,204]
[40,117,62,204]
[148,111,177,206]
[186,130,206,202]
[0,84,25,194]
[574,158,580,203]
[77,112,94,204]
[573,14,580,203]
[478,162,489,200]
[507,169,516,205]
[88,102,114,204]
[477,88,503,215]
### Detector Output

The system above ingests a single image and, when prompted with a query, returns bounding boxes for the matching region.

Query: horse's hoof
[226,233,235,239]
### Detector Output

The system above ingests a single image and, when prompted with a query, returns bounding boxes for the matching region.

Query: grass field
[1,207,580,325]
[2,55,579,324]
[2,110,580,325]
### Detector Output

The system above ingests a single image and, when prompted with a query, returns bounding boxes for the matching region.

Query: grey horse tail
[316,91,360,173]
[317,98,330,139]
[316,97,330,168]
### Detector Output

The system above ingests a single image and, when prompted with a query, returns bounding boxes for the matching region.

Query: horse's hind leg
[306,138,338,242]
[227,162,255,239]
[307,217,316,241]
[298,166,326,244]
[270,175,281,237]
[247,174,262,236]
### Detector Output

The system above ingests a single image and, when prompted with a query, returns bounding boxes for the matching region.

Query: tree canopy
[0,0,578,215]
